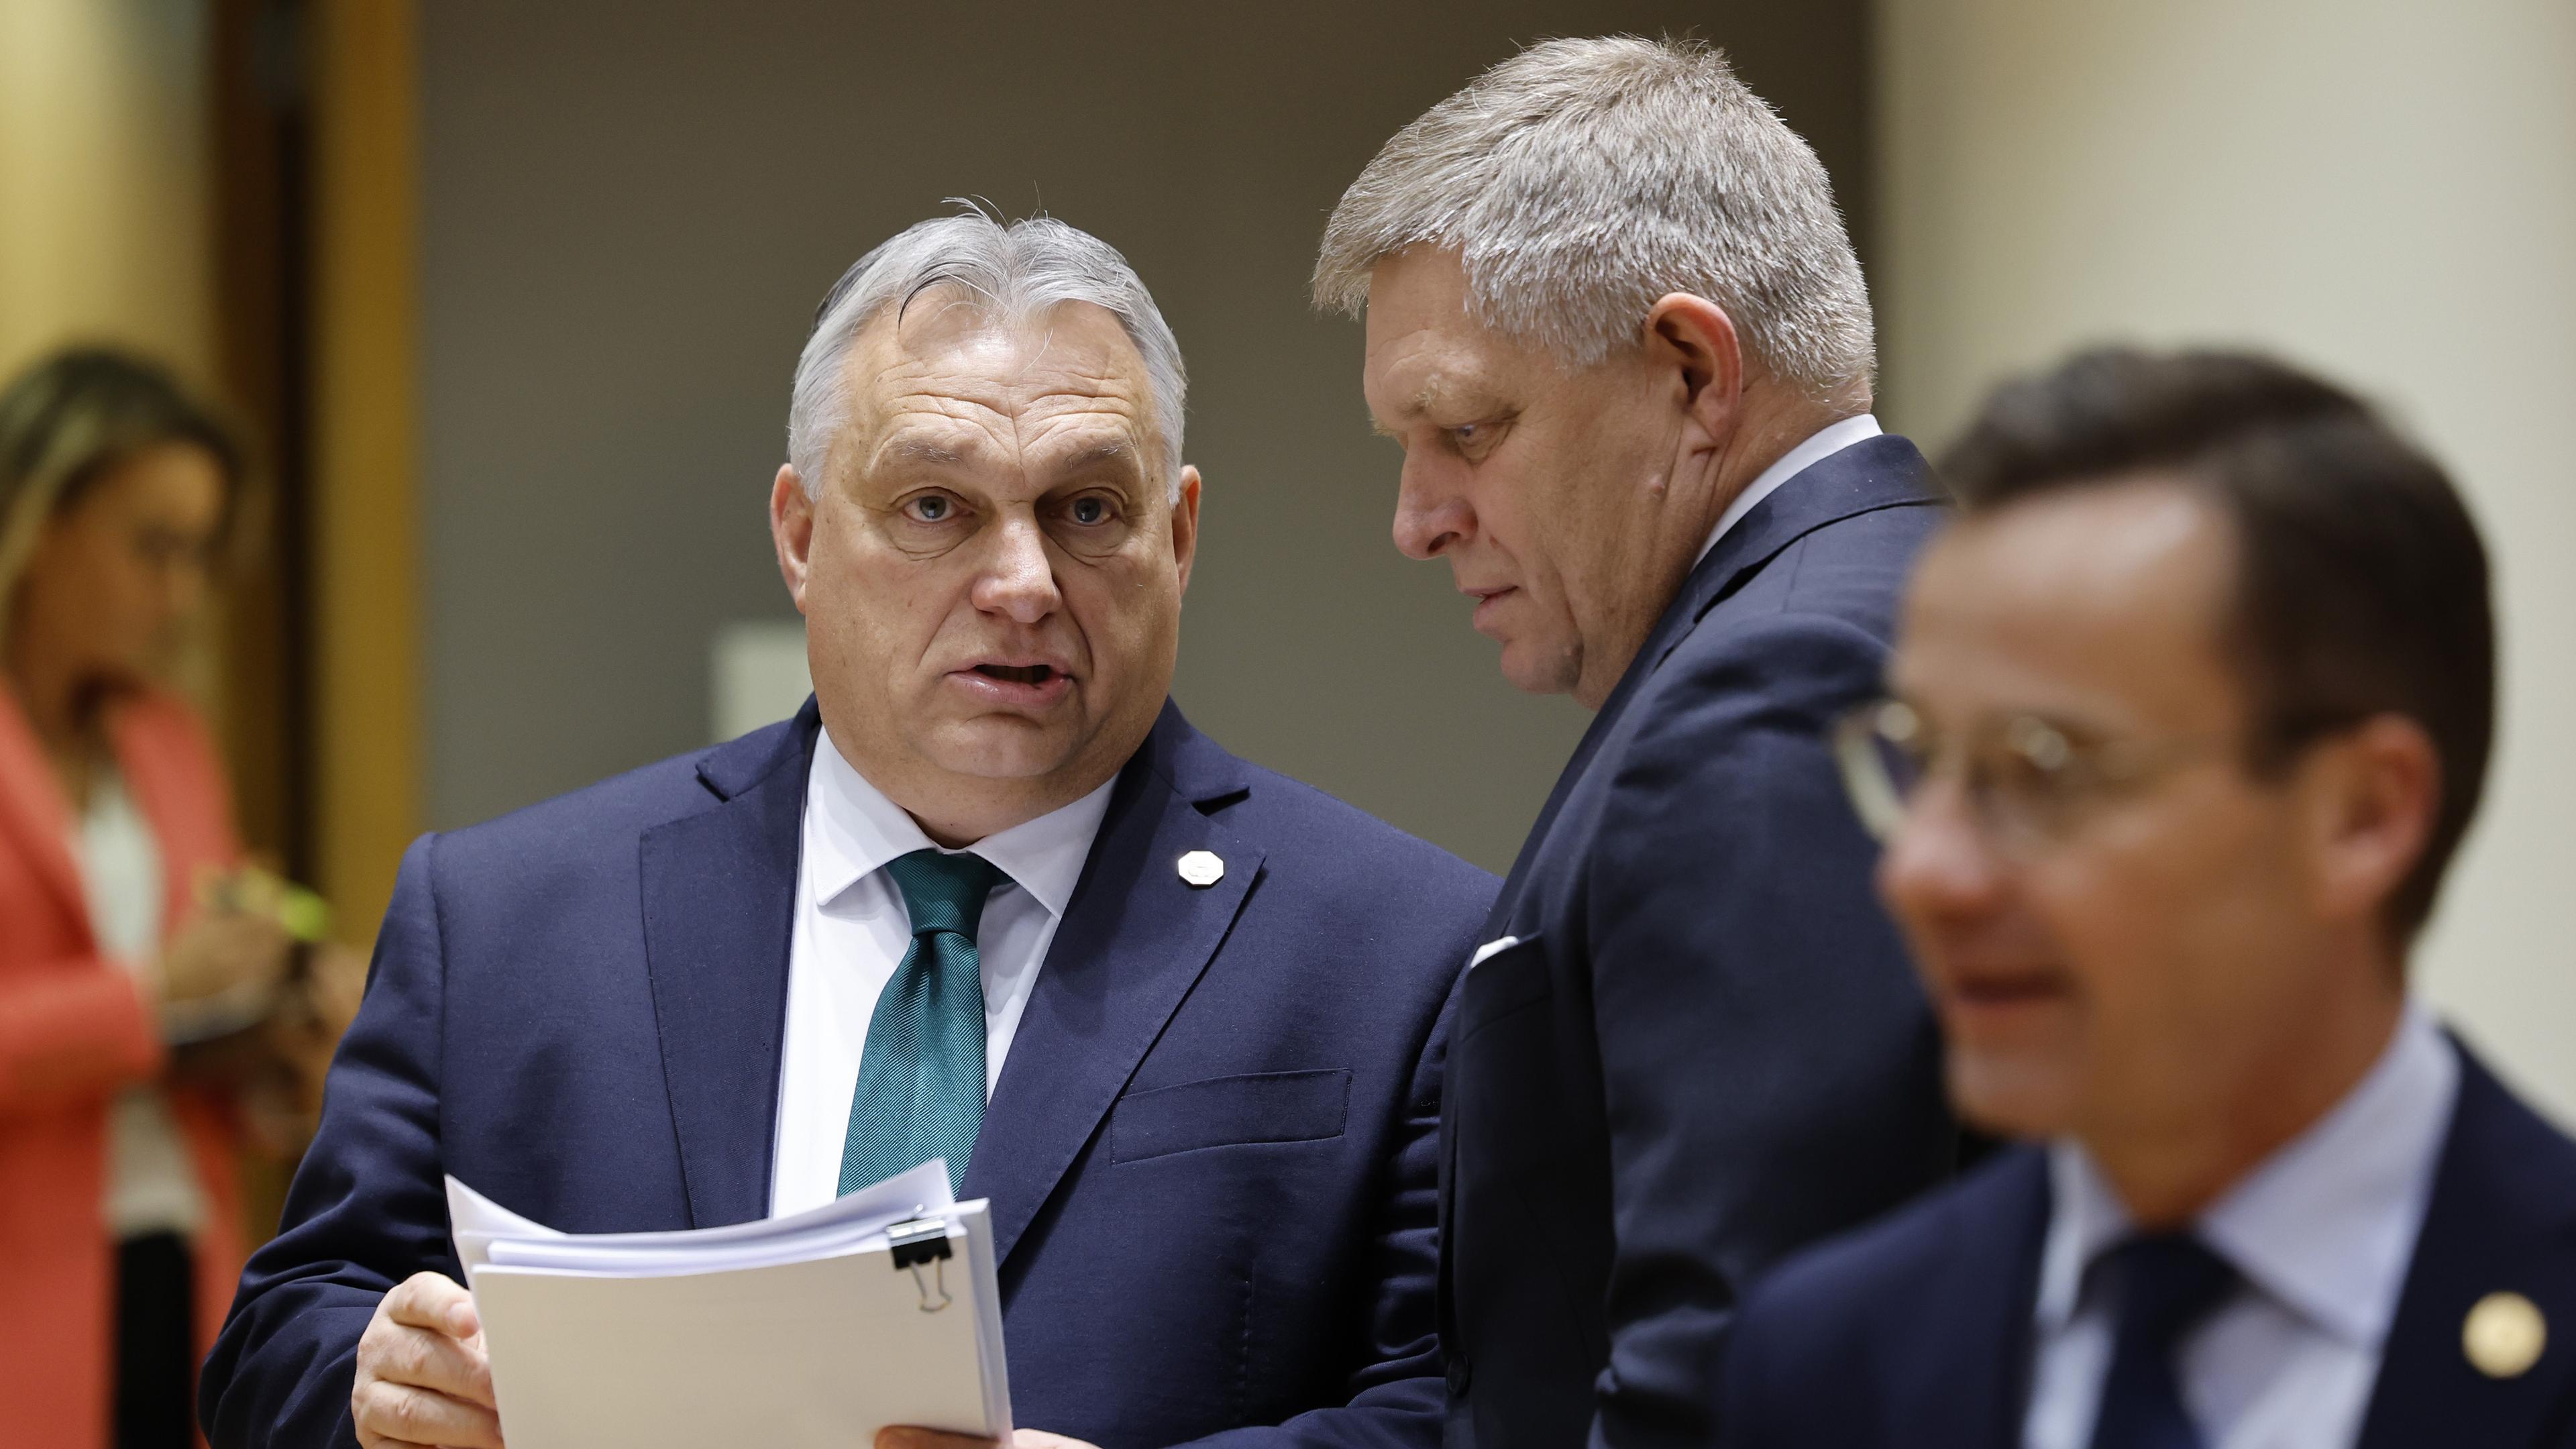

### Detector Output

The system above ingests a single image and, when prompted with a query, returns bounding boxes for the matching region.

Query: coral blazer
[0,686,247,1449]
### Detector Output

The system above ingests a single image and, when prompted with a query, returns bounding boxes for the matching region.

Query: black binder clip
[887,1216,955,1313]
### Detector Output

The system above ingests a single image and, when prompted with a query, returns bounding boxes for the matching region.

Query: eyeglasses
[1831,698,2227,855]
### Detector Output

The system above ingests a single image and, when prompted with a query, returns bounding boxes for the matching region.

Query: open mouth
[974,663,1059,686]
[1940,967,2074,1022]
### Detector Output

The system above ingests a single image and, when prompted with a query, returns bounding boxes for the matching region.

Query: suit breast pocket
[1106,1069,1351,1164]
[1456,933,1551,1044]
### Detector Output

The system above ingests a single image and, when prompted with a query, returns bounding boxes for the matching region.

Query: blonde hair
[0,348,246,637]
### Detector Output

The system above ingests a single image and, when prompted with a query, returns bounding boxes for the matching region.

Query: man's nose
[970,514,1062,624]
[1391,455,1472,561]
[1877,773,2010,928]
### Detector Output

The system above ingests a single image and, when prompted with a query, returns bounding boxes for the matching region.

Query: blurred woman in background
[0,350,335,1449]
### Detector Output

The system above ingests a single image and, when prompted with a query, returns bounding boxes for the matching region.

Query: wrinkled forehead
[838,294,1158,483]
[1896,480,2245,730]
[1361,249,1570,423]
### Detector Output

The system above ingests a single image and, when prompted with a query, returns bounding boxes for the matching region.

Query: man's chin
[920,720,1081,782]
[1495,638,1581,698]
[1945,1049,2082,1142]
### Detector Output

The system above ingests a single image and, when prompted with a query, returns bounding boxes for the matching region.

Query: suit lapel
[1949,1152,2050,1449]
[0,683,90,932]
[638,702,818,1229]
[2357,1046,2576,1448]
[1484,433,1942,934]
[1856,1148,2051,1448]
[961,703,1261,1267]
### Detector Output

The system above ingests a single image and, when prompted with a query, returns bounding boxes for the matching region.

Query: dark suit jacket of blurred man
[201,699,1495,1449]
[1717,1043,2576,1448]
[1441,434,1962,1449]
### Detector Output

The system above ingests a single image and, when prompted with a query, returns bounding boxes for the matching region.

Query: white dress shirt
[767,727,1114,1217]
[74,767,208,1238]
[2023,1002,2461,1449]
[1693,413,1884,566]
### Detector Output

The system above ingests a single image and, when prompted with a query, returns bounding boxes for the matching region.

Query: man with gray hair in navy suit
[1315,35,1964,1449]
[203,211,1495,1449]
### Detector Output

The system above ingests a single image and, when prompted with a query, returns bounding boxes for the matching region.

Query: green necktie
[838,848,1006,1197]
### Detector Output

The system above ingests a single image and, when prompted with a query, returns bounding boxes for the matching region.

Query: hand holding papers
[445,1160,1012,1449]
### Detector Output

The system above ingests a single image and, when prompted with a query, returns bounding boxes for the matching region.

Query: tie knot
[2102,1232,2238,1350]
[883,849,1005,941]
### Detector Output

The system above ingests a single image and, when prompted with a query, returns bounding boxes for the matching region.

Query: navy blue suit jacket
[201,700,1496,1449]
[1440,435,1964,1449]
[1719,1042,2576,1448]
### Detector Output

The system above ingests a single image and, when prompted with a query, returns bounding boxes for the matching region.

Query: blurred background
[5,0,2567,1136]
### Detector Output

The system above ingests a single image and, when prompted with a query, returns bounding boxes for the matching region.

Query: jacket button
[1446,1355,1473,1395]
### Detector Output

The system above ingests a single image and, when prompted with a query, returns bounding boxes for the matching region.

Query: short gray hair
[790,209,1188,497]
[1313,36,1874,400]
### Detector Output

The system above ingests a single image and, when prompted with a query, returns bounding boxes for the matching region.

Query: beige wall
[1878,0,2576,1116]
[0,0,233,721]
[0,0,213,385]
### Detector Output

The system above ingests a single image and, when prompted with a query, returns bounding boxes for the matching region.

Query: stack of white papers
[446,1161,1012,1449]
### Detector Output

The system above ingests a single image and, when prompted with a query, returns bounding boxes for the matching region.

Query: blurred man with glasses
[1717,348,2576,1448]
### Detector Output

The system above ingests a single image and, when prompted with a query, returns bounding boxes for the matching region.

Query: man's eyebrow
[1364,382,1443,438]
[879,437,973,469]
[1055,439,1144,476]
[1375,378,1504,435]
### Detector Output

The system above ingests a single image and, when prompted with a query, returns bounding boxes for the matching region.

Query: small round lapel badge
[2464,1291,2547,1379]
[1176,850,1226,888]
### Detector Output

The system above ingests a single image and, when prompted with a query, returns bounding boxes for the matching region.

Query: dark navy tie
[2088,1233,2239,1449]
[837,849,1004,1197]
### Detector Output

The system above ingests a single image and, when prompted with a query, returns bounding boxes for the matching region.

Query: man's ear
[1169,466,1203,598]
[771,465,816,613]
[2306,714,2442,930]
[1644,292,1745,457]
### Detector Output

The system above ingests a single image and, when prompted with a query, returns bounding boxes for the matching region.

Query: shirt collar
[1693,413,1884,567]
[2036,1138,2131,1335]
[2037,1001,2459,1346]
[805,724,1116,920]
